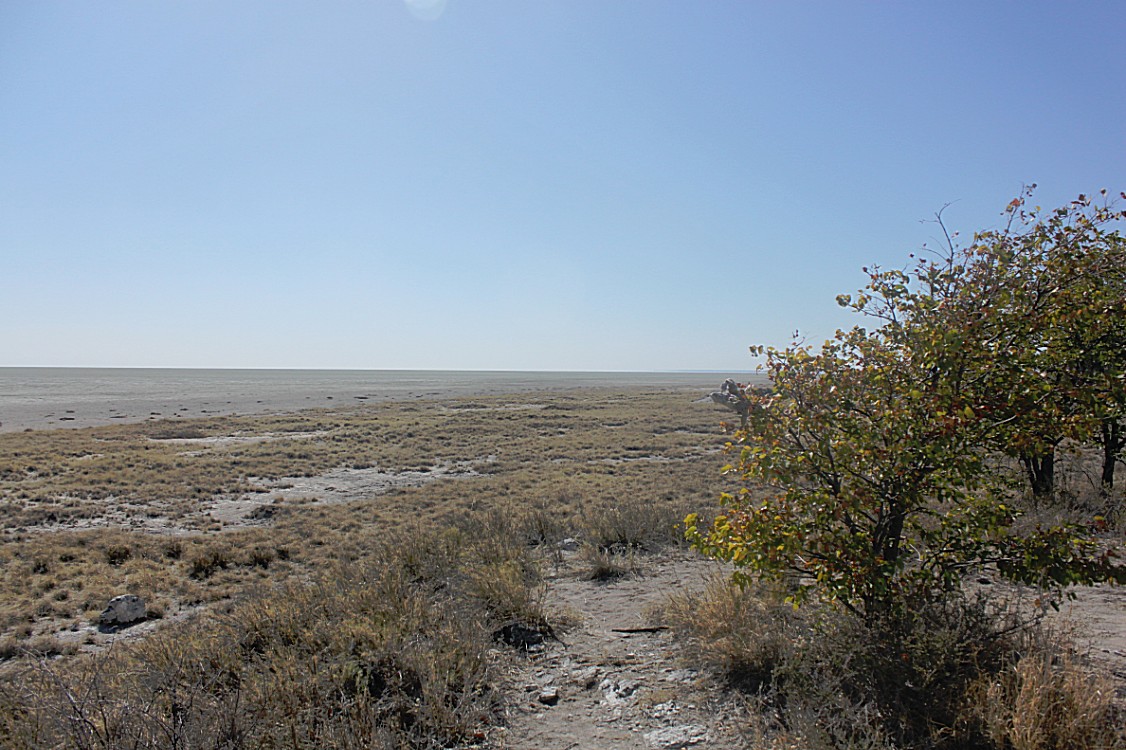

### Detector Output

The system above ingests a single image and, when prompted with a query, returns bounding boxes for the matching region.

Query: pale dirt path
[492,553,750,750]
[1053,584,1126,682]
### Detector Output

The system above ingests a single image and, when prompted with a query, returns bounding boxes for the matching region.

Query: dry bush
[660,574,796,693]
[576,543,637,581]
[578,494,687,551]
[511,493,571,548]
[773,599,1016,750]
[660,577,1120,750]
[456,507,535,567]
[967,628,1125,750]
[465,559,545,622]
[453,507,548,624]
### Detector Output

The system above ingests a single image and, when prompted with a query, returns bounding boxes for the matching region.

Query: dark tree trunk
[864,505,907,621]
[1100,418,1123,492]
[1020,450,1055,500]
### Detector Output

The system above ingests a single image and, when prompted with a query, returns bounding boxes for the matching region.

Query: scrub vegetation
[0,387,728,748]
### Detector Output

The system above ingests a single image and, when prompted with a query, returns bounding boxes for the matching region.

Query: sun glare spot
[404,0,447,22]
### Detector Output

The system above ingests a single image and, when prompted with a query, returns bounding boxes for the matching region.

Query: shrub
[967,628,1125,750]
[576,543,635,581]
[581,497,683,551]
[661,575,1124,750]
[465,559,544,622]
[689,192,1126,620]
[243,545,275,569]
[661,575,795,693]
[774,598,1016,750]
[186,547,231,580]
[103,544,132,566]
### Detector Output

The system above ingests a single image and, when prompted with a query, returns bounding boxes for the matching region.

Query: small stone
[599,677,639,705]
[537,686,560,705]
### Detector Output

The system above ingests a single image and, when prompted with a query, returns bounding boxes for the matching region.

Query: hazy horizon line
[0,365,757,375]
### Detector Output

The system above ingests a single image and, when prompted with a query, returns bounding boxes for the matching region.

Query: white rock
[570,665,602,688]
[99,594,146,626]
[644,724,708,749]
[599,677,639,705]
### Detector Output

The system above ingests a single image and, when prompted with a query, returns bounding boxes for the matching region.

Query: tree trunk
[864,506,907,621]
[1020,450,1055,501]
[1100,418,1123,492]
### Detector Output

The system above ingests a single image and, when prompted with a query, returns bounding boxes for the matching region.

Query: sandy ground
[1,394,336,432]
[1055,585,1126,674]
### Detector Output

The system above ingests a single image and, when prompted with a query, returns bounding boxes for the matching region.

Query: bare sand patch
[151,430,328,447]
[209,457,494,526]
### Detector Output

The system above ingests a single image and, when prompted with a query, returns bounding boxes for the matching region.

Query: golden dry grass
[968,627,1125,750]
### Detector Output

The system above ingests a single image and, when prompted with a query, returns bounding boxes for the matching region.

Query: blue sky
[2,1,1123,371]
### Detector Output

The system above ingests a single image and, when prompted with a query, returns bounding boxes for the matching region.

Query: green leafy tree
[1032,202,1126,493]
[687,192,1126,619]
[949,189,1126,499]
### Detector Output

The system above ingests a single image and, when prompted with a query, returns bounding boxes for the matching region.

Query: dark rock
[493,622,545,649]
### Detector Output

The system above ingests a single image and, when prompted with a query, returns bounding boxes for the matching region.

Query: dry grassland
[0,386,737,747]
[0,388,727,648]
